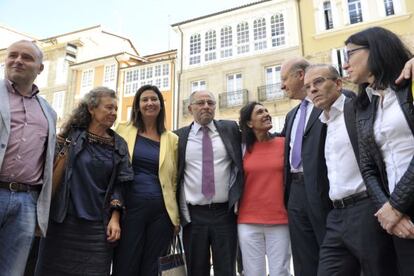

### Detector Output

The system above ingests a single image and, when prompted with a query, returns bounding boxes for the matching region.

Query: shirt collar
[6,79,40,98]
[319,94,345,123]
[365,86,392,102]
[191,120,216,134]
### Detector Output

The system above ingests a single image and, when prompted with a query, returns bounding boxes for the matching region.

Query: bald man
[0,40,56,275]
[280,58,331,276]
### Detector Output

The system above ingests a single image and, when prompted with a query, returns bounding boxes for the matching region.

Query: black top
[68,135,114,221]
[131,135,162,198]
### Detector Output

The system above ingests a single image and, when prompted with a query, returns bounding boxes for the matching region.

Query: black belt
[188,202,228,209]
[0,181,42,192]
[291,172,304,181]
[332,191,369,209]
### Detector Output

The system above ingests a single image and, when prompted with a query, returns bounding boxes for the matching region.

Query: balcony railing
[219,89,249,109]
[182,98,190,115]
[257,83,285,102]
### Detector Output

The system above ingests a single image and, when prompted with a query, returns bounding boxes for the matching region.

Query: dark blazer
[174,120,243,226]
[51,128,134,227]
[344,96,359,161]
[357,84,414,216]
[281,103,331,222]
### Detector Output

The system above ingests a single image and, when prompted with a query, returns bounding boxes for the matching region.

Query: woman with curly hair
[34,87,133,276]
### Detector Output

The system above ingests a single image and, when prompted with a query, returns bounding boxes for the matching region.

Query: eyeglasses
[343,46,368,63]
[304,77,337,92]
[191,100,216,107]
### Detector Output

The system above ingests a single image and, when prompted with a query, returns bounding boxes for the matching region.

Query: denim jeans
[0,189,39,276]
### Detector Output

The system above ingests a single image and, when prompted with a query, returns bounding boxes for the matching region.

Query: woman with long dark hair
[35,87,133,276]
[237,102,290,276]
[343,26,414,276]
[113,85,179,276]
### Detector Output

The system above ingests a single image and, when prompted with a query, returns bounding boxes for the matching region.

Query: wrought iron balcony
[257,83,285,102]
[218,89,249,109]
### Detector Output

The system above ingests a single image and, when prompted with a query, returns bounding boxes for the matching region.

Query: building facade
[300,0,414,75]
[172,0,303,130]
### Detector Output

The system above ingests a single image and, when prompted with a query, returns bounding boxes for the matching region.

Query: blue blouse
[131,135,162,198]
[68,140,114,221]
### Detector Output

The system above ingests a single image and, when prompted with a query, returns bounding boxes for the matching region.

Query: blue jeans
[0,189,39,276]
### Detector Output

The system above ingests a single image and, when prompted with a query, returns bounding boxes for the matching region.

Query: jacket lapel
[304,107,322,135]
[344,98,359,162]
[0,80,11,134]
[159,132,167,168]
[214,120,236,162]
[285,105,299,144]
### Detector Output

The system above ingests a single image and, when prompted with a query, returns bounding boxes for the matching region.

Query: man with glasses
[280,57,332,276]
[304,64,399,276]
[175,90,243,276]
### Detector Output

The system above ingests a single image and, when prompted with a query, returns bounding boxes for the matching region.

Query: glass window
[191,80,207,93]
[189,33,201,65]
[103,64,117,89]
[146,67,153,79]
[348,0,363,24]
[253,18,267,51]
[205,30,217,62]
[220,26,233,58]
[124,68,139,96]
[80,68,94,95]
[226,73,243,106]
[384,0,395,16]
[237,22,250,54]
[265,66,283,99]
[271,13,285,47]
[155,65,161,77]
[162,64,169,76]
[141,68,146,80]
[323,1,334,30]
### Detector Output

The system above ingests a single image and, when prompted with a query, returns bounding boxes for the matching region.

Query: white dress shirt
[290,98,314,173]
[366,87,414,193]
[320,94,366,200]
[184,121,232,205]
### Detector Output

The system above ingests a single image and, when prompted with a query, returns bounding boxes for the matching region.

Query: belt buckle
[9,182,19,192]
[335,199,346,209]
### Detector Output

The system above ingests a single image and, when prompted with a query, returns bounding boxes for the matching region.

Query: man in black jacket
[280,58,331,276]
[175,90,243,276]
[305,63,398,276]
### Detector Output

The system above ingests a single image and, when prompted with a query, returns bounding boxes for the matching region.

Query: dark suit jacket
[174,120,243,226]
[281,103,331,223]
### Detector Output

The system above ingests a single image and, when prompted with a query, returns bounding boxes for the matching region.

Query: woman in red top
[238,102,291,276]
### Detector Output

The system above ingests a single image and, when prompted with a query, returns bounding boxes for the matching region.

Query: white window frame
[237,22,250,54]
[271,13,285,47]
[80,68,94,96]
[323,1,334,30]
[204,30,217,62]
[383,0,395,16]
[220,26,233,58]
[162,64,169,76]
[124,68,140,96]
[191,80,207,93]
[226,73,243,107]
[265,65,283,100]
[347,0,363,24]
[253,18,267,51]
[103,64,117,90]
[189,33,201,65]
[155,65,161,77]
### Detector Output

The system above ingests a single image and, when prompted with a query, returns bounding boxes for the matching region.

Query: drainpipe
[174,25,184,130]
[114,55,122,122]
[296,0,305,57]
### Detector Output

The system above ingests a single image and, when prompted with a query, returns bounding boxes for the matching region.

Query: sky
[0,0,253,55]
